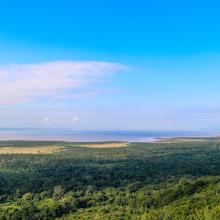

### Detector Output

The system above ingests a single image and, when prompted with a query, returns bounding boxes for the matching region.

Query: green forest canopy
[0,140,219,219]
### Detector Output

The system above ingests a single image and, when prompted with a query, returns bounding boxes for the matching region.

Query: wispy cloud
[0,61,127,104]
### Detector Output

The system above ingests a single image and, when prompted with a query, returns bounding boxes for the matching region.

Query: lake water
[0,128,218,142]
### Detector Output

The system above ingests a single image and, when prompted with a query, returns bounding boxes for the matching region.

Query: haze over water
[0,128,217,142]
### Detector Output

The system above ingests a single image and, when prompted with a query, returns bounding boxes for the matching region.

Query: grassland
[0,146,63,154]
[79,142,128,148]
[0,141,128,154]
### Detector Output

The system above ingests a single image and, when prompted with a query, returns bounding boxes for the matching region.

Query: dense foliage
[0,140,219,219]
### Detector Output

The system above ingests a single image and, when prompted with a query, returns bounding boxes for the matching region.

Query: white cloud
[0,61,126,104]
[72,116,80,122]
[43,117,50,122]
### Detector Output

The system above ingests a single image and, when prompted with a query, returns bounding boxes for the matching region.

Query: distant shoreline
[0,128,218,142]
[0,136,219,144]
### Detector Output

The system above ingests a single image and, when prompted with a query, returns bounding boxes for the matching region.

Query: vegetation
[0,140,219,219]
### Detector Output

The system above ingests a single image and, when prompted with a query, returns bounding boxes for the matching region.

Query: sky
[0,0,220,130]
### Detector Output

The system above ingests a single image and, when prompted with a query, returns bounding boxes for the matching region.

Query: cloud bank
[0,61,126,104]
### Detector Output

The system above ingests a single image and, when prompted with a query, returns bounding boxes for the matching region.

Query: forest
[0,139,219,219]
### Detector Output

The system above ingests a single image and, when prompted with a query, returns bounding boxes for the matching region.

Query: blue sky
[0,0,220,130]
